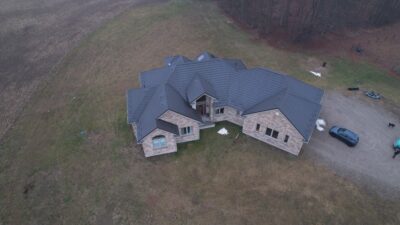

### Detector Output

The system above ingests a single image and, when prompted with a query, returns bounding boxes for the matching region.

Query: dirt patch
[305,90,400,199]
[263,23,400,77]
[300,57,329,76]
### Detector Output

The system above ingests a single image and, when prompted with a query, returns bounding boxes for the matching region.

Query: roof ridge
[164,83,178,108]
[185,73,200,101]
[136,85,169,141]
[286,90,323,105]
[137,86,166,121]
[243,87,288,114]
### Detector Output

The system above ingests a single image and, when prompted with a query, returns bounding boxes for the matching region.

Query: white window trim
[215,107,224,114]
[180,126,193,136]
[265,127,279,139]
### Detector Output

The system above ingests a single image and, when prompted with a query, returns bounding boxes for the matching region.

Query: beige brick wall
[159,110,200,143]
[141,128,177,157]
[211,106,244,126]
[133,107,306,157]
[242,109,304,155]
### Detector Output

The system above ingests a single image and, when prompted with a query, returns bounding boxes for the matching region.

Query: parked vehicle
[348,87,359,91]
[329,126,359,147]
[394,138,400,151]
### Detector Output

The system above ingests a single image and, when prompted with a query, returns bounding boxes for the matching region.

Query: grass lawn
[1,0,400,224]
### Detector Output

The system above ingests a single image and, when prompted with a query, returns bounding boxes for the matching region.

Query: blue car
[329,126,359,147]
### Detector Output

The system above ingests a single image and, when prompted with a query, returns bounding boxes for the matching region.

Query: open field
[1,0,400,224]
[0,0,162,141]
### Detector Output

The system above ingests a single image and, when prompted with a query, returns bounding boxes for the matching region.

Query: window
[215,107,224,114]
[180,126,192,136]
[284,135,290,143]
[152,135,167,149]
[256,124,260,131]
[266,127,279,139]
[272,130,279,139]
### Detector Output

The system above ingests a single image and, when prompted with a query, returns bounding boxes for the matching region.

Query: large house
[127,52,323,157]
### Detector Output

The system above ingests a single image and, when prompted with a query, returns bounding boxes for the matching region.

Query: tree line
[215,0,400,41]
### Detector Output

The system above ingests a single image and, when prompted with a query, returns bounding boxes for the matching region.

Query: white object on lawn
[310,71,321,77]
[316,118,326,132]
[217,128,229,135]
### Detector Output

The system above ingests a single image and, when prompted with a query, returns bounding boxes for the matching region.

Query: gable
[245,109,303,140]
[186,75,217,103]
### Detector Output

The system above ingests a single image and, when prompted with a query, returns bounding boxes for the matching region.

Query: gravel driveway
[0,0,164,141]
[305,91,400,199]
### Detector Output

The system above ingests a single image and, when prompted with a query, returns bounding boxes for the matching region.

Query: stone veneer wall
[131,124,138,139]
[135,108,306,157]
[159,110,200,143]
[141,128,177,157]
[211,106,244,126]
[242,109,304,155]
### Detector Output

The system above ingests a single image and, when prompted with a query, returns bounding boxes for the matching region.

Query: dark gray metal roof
[139,67,172,88]
[127,87,157,123]
[156,119,179,135]
[186,74,218,102]
[166,58,238,105]
[165,55,191,67]
[127,52,323,141]
[228,68,287,110]
[128,83,201,142]
[244,90,322,141]
[196,52,216,62]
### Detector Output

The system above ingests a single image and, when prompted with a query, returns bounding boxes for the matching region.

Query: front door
[197,104,206,115]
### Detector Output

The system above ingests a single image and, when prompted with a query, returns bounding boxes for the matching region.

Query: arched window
[152,135,167,149]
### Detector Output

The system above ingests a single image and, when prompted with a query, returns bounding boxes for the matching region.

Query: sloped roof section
[167,59,237,105]
[165,55,192,67]
[186,75,217,102]
[228,68,286,111]
[156,119,179,135]
[243,89,288,114]
[134,86,169,141]
[224,58,247,71]
[244,90,322,141]
[164,84,202,122]
[279,94,321,141]
[196,52,216,62]
[139,67,172,88]
[127,87,157,123]
[132,84,202,142]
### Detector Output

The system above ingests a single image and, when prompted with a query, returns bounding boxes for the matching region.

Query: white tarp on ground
[217,128,229,135]
[316,118,326,131]
[310,71,322,77]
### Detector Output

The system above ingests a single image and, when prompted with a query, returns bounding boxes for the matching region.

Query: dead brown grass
[0,1,399,224]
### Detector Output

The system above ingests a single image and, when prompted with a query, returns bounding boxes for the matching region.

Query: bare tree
[216,0,400,41]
